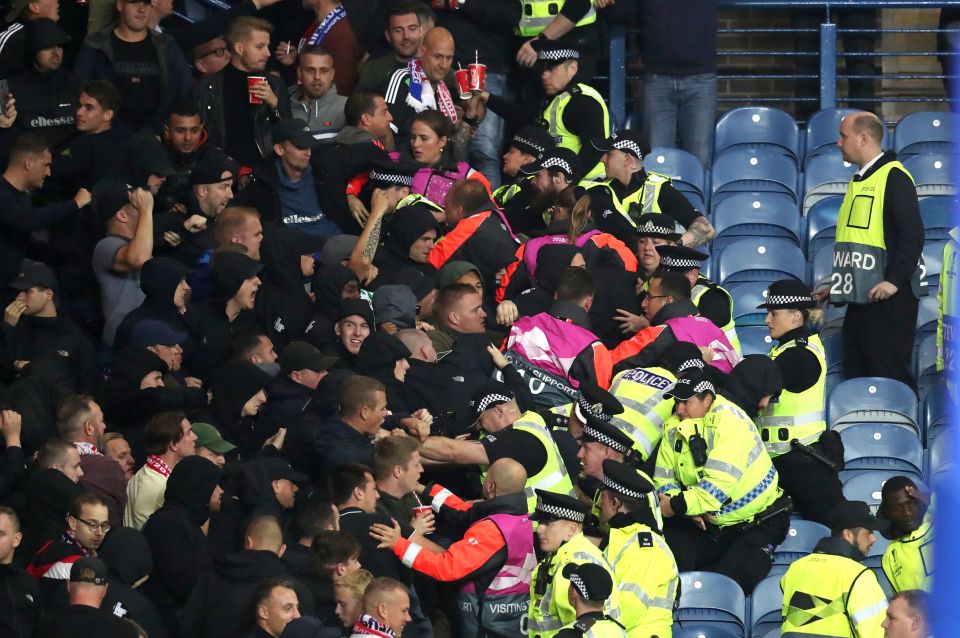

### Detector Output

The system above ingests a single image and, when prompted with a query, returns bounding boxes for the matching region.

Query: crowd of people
[0,0,946,636]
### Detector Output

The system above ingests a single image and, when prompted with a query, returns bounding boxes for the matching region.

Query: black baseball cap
[9,261,58,292]
[279,341,337,374]
[70,557,109,585]
[272,119,320,150]
[828,500,885,532]
[129,319,189,348]
[562,562,614,602]
[92,178,133,226]
[190,151,235,186]
[260,457,309,483]
[28,19,70,52]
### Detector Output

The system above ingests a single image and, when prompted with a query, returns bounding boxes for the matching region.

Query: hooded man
[255,340,335,445]
[97,527,166,638]
[374,202,441,280]
[354,332,416,414]
[141,456,222,636]
[113,257,193,351]
[209,359,273,457]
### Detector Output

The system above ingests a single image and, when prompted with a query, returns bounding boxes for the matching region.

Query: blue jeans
[469,71,507,190]
[642,72,717,168]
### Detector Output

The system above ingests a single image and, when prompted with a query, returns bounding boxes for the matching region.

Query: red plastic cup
[468,63,486,91]
[454,68,471,99]
[413,505,432,518]
[247,76,266,104]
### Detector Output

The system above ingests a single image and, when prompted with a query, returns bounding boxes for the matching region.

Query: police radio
[688,424,708,467]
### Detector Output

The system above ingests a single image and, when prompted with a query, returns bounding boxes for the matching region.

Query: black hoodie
[141,456,221,634]
[179,548,314,638]
[14,468,84,567]
[307,264,359,350]
[720,355,784,420]
[113,257,193,351]
[99,527,168,638]
[211,360,273,457]
[354,332,417,414]
[373,204,440,280]
[513,245,581,319]
[256,227,323,350]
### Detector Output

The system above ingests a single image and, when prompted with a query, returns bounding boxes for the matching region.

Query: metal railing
[606,0,960,126]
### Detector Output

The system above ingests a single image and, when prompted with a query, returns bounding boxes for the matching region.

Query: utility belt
[705,493,793,541]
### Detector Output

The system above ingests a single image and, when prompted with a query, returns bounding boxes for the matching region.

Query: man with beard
[160,100,220,208]
[56,396,128,528]
[74,0,191,133]
[493,125,556,212]
[9,19,79,151]
[879,477,933,593]
[290,46,347,141]
[504,146,580,237]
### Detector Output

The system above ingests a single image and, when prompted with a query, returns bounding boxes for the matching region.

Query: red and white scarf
[146,455,172,478]
[406,58,457,123]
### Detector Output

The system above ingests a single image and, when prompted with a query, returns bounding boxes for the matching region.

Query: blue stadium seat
[842,471,924,514]
[804,108,860,165]
[673,626,743,638]
[802,151,858,214]
[675,572,747,637]
[921,240,947,291]
[736,326,775,356]
[924,383,952,444]
[714,107,800,163]
[894,111,959,157]
[727,281,770,327]
[715,238,806,285]
[710,149,799,207]
[914,332,938,382]
[916,296,939,343]
[712,205,802,255]
[771,520,829,576]
[805,196,842,257]
[809,244,833,289]
[749,575,784,637]
[919,196,958,242]
[827,377,919,435]
[648,147,708,201]
[840,423,924,476]
[823,333,844,374]
[760,630,782,638]
[903,154,958,198]
[927,429,952,478]
[708,191,798,224]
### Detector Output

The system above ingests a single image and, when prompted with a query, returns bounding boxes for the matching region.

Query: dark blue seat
[823,332,844,374]
[803,108,863,165]
[840,423,924,476]
[712,204,802,254]
[648,147,708,199]
[711,149,799,207]
[749,575,785,637]
[809,244,833,290]
[921,240,947,291]
[714,107,800,163]
[736,326,775,356]
[770,520,829,577]
[805,196,843,257]
[917,295,939,344]
[924,382,952,444]
[894,111,959,157]
[919,196,958,242]
[727,281,771,327]
[716,237,806,285]
[675,572,747,637]
[903,154,958,198]
[827,377,919,434]
[802,151,858,214]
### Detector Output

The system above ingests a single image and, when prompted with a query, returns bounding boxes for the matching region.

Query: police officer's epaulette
[796,336,809,348]
[637,531,654,548]
[568,85,583,95]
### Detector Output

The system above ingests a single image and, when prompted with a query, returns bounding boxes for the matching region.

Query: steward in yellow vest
[654,368,791,593]
[878,477,933,593]
[528,490,620,638]
[419,381,576,515]
[781,500,888,638]
[655,244,740,354]
[581,130,714,247]
[598,460,678,638]
[553,562,628,638]
[756,279,845,527]
[827,112,924,391]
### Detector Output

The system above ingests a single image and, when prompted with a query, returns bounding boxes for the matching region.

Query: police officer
[598,460,678,638]
[756,279,845,526]
[528,490,620,638]
[781,501,888,636]
[419,381,576,514]
[656,244,740,353]
[654,369,791,593]
[495,125,557,209]
[476,42,611,181]
[879,476,933,593]
[823,111,925,391]
[554,563,628,638]
[584,130,714,247]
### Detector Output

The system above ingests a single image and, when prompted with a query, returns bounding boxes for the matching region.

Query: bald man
[354,577,412,637]
[382,27,476,144]
[180,516,314,637]
[370,458,535,637]
[819,111,924,391]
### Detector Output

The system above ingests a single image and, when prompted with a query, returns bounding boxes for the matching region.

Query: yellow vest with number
[833,161,922,304]
[518,0,597,36]
[604,522,678,638]
[607,366,676,460]
[482,413,576,514]
[756,334,827,457]
[882,510,933,593]
[528,532,620,638]
[781,551,887,638]
[691,279,741,354]
[543,84,610,158]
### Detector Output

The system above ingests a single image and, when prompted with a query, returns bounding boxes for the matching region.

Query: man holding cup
[193,16,291,168]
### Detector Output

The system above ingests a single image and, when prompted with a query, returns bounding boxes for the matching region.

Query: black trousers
[663,509,790,594]
[773,449,845,527]
[841,288,919,393]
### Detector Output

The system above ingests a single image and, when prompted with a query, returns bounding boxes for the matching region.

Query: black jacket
[286,417,374,489]
[0,313,98,393]
[256,375,316,446]
[113,259,194,352]
[0,562,42,638]
[0,177,78,284]
[9,66,79,151]
[179,549,313,638]
[182,301,259,380]
[35,604,139,638]
[338,506,406,581]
